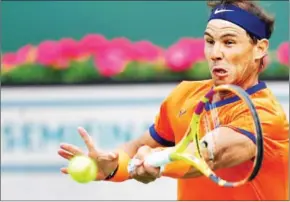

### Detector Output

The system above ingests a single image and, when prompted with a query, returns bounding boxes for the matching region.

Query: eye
[206,38,215,45]
[224,40,235,46]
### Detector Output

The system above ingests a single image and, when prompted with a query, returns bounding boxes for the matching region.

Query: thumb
[107,152,118,160]
[131,158,143,167]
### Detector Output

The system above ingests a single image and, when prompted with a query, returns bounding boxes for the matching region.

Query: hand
[58,127,119,181]
[129,145,161,184]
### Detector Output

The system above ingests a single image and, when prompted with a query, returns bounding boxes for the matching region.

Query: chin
[213,80,226,86]
[212,77,234,86]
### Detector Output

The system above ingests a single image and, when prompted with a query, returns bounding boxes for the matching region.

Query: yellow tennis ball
[68,155,97,183]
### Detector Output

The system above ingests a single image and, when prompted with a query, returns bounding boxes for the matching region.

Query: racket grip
[144,149,171,167]
[127,149,171,173]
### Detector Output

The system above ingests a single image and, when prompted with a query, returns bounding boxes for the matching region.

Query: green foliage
[2,64,61,85]
[260,62,289,80]
[1,59,289,86]
[62,60,100,84]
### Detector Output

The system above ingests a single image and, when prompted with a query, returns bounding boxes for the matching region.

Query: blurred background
[1,1,289,200]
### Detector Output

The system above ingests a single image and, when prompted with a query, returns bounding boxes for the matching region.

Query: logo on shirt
[214,9,234,14]
[179,109,187,117]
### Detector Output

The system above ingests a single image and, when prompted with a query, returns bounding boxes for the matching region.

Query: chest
[171,98,234,143]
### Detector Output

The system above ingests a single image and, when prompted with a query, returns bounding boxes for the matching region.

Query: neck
[214,76,259,102]
[238,75,259,90]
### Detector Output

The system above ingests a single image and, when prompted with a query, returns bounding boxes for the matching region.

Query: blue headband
[208,4,269,39]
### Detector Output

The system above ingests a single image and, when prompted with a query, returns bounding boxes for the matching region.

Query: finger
[135,162,160,179]
[130,158,143,167]
[61,167,68,174]
[78,127,96,152]
[143,162,161,177]
[58,149,74,160]
[129,163,140,178]
[134,146,151,161]
[136,166,146,176]
[130,169,156,184]
[106,152,118,160]
[130,169,155,183]
[134,176,156,184]
[60,143,84,156]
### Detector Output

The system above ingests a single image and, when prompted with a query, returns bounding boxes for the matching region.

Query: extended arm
[58,127,163,181]
[117,130,163,158]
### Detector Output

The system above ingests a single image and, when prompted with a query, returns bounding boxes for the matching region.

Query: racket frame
[148,84,264,187]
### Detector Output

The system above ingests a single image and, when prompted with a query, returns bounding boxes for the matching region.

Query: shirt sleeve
[149,81,187,147]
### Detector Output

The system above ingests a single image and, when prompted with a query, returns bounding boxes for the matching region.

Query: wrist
[104,150,130,182]
[104,164,119,180]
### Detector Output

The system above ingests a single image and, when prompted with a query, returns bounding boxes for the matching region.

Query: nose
[210,43,223,62]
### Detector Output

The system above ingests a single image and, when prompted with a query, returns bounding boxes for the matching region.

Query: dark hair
[207,0,275,43]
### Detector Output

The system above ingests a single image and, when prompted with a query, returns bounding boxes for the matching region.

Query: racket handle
[144,149,171,167]
[127,149,171,173]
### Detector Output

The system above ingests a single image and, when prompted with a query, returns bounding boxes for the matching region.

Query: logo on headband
[214,9,234,14]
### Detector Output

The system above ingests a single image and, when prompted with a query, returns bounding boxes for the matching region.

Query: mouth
[212,67,228,77]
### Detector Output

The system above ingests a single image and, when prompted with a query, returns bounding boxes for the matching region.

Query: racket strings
[203,103,220,161]
[185,85,263,187]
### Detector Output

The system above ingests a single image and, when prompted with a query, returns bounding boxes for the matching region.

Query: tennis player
[58,0,289,200]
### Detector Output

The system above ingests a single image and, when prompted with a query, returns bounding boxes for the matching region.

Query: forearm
[117,140,141,158]
[117,130,162,157]
[161,127,256,179]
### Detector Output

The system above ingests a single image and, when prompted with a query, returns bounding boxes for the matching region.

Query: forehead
[205,19,248,37]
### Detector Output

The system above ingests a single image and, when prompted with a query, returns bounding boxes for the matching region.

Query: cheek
[204,47,211,61]
[225,50,254,73]
[235,66,246,76]
[226,51,244,66]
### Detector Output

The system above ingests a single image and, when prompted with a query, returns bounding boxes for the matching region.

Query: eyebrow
[204,31,238,38]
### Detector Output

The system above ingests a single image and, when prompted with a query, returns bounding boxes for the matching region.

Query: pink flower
[16,44,36,64]
[110,37,135,59]
[36,40,61,65]
[133,40,163,62]
[79,34,108,55]
[277,42,289,66]
[181,38,205,62]
[165,38,205,72]
[2,44,37,71]
[52,58,70,69]
[36,40,69,69]
[93,41,131,77]
[59,38,82,59]
[2,53,18,70]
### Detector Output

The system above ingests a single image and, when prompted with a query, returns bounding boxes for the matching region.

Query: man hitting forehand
[58,0,289,200]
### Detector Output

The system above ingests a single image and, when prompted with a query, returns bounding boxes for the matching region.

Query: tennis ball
[68,155,97,183]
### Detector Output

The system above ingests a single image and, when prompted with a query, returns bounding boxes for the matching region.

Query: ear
[254,39,269,61]
[258,55,269,73]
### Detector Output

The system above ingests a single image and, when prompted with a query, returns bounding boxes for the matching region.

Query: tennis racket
[128,84,263,187]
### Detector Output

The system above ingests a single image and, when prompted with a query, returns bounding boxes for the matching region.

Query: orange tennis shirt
[149,80,289,200]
